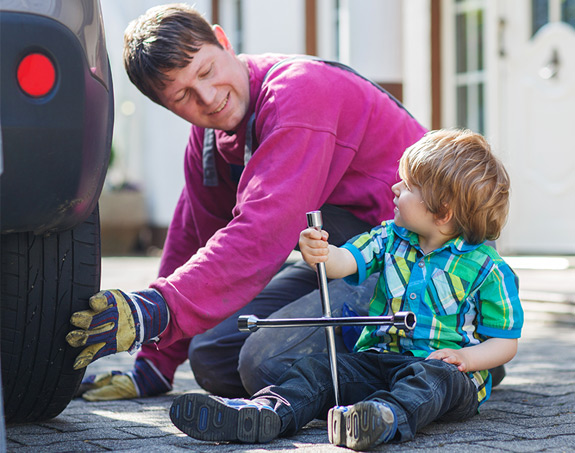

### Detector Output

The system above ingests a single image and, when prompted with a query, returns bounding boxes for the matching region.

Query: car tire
[1,208,101,423]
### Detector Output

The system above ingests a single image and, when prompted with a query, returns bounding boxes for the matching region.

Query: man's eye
[200,64,213,78]
[175,91,188,102]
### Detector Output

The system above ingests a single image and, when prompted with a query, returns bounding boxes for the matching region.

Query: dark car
[0,0,113,423]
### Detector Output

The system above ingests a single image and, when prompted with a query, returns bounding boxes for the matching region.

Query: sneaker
[170,393,281,443]
[328,401,397,451]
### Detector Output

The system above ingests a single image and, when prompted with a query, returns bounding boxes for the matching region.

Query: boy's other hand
[426,348,469,372]
[426,338,517,374]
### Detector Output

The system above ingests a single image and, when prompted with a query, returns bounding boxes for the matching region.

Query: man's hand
[76,358,172,401]
[78,371,138,400]
[66,289,169,370]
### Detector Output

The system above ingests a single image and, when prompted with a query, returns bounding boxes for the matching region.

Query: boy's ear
[435,207,454,226]
[212,24,233,51]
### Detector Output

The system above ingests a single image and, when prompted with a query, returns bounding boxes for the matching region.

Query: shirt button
[418,261,425,268]
[409,293,417,300]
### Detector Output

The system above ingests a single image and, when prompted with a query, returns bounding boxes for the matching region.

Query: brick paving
[6,257,575,452]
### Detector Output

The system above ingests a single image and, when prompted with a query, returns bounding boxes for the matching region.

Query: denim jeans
[253,351,480,442]
[237,274,377,394]
[188,205,375,397]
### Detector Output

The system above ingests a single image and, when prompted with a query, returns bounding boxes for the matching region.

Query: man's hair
[398,129,510,244]
[123,3,222,105]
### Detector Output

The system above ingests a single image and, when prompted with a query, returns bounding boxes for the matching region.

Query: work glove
[66,289,169,370]
[76,358,173,401]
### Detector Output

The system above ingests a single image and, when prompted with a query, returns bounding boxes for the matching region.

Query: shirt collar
[391,222,482,256]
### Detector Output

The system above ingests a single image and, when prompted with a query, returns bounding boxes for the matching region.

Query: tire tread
[1,208,101,423]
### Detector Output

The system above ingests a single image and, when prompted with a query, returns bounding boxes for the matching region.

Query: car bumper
[0,11,113,234]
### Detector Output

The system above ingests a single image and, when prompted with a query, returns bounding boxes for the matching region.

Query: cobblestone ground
[6,258,575,452]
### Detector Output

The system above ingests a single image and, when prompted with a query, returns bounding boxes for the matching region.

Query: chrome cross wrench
[306,210,341,406]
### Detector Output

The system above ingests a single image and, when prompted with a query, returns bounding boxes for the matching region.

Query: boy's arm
[426,337,518,373]
[299,228,358,279]
[323,244,358,279]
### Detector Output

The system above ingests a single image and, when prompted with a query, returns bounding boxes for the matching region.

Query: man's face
[157,42,250,131]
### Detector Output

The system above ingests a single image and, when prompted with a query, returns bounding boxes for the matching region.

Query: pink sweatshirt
[141,54,427,377]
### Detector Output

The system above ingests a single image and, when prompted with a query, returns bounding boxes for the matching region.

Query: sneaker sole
[170,393,281,443]
[328,401,395,451]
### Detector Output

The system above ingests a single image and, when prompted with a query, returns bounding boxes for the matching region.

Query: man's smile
[209,93,229,115]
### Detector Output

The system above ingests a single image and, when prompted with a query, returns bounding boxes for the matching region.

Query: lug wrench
[306,210,341,405]
[237,211,417,406]
[238,311,417,332]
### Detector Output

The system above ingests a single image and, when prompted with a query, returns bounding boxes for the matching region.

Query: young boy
[169,129,523,450]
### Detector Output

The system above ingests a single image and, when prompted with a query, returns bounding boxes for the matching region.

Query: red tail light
[17,53,56,97]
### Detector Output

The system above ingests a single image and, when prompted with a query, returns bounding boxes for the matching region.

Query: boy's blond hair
[398,129,510,244]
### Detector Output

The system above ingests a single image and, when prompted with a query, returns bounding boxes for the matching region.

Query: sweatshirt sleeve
[152,122,355,347]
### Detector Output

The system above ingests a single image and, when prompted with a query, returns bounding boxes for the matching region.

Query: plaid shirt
[342,221,523,404]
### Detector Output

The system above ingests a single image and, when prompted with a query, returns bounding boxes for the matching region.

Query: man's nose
[195,82,216,106]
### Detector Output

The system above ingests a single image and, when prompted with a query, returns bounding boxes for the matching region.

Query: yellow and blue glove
[66,289,169,370]
[76,358,173,401]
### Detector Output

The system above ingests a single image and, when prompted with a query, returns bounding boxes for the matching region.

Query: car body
[1,0,112,234]
[0,0,113,423]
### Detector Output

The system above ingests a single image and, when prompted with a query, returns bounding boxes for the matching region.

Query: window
[453,1,486,134]
[532,0,575,36]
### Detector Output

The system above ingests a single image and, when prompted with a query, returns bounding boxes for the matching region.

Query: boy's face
[392,180,439,238]
[157,41,250,131]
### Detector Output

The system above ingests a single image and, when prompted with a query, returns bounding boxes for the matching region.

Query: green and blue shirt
[342,221,523,404]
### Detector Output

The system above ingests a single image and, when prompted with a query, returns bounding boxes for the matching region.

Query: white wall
[100,1,208,227]
[401,0,432,129]
[316,0,338,59]
[242,0,306,54]
[340,0,403,83]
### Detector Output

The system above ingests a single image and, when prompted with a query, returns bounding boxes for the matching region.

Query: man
[67,3,427,401]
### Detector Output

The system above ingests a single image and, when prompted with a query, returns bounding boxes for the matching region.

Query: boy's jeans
[254,351,480,442]
[237,273,377,394]
[188,204,376,397]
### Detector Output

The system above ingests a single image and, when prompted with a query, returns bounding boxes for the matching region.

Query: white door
[499,0,575,254]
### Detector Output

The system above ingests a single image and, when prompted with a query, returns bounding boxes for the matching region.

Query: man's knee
[188,343,219,394]
[188,337,248,398]
[237,340,279,395]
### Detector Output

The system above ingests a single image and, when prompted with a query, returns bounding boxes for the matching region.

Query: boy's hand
[426,348,469,372]
[426,338,518,374]
[299,227,330,267]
